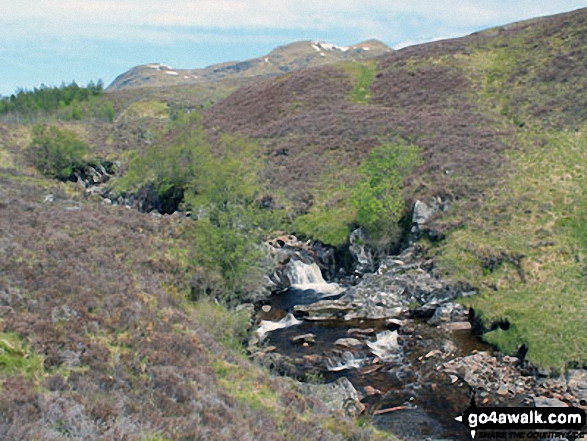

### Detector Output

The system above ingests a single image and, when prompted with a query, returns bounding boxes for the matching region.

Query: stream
[251,256,501,440]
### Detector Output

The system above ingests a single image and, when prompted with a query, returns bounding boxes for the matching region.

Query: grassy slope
[205,8,587,369]
[0,124,392,440]
[434,13,587,370]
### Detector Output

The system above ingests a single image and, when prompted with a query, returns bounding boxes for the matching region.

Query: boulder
[567,369,587,403]
[533,396,567,407]
[428,302,469,326]
[334,338,363,348]
[298,377,365,417]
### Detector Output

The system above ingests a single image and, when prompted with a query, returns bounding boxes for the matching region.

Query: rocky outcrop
[297,377,365,418]
[349,227,374,275]
[295,246,473,321]
[567,369,587,405]
[410,197,448,242]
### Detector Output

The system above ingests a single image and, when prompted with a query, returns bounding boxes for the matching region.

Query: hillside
[0,123,390,440]
[205,8,587,369]
[1,7,587,441]
[108,39,391,91]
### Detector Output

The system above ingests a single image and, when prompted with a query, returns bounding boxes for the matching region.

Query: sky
[0,1,585,96]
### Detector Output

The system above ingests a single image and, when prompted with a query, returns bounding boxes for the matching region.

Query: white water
[256,313,303,341]
[366,330,400,360]
[285,260,344,294]
[326,351,369,372]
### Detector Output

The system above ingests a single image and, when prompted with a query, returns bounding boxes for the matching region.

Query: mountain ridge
[107,39,391,91]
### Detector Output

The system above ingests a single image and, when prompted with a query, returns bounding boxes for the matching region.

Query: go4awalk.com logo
[454,393,586,439]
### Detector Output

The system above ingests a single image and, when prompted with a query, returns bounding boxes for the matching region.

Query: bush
[352,142,421,250]
[28,125,90,180]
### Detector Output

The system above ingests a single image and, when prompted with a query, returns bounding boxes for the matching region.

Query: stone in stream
[334,338,363,348]
[347,328,375,337]
[292,333,316,345]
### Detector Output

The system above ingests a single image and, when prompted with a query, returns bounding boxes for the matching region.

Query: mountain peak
[107,39,392,91]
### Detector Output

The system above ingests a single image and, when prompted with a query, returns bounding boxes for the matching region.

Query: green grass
[0,332,45,379]
[436,129,587,371]
[343,61,377,104]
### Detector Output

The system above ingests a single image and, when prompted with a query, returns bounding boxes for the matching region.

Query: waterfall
[285,260,343,294]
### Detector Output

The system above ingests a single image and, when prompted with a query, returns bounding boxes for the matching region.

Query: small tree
[352,142,421,251]
[29,125,89,180]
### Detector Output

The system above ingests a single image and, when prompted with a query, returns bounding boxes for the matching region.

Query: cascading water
[284,259,344,294]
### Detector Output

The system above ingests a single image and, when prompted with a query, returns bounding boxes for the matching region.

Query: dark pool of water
[268,287,345,311]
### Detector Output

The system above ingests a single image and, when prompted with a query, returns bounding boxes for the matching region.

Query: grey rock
[567,369,587,402]
[429,302,469,325]
[533,396,567,407]
[444,322,472,331]
[298,377,365,417]
[413,199,437,227]
[334,338,363,348]
[292,333,316,345]
[349,227,374,274]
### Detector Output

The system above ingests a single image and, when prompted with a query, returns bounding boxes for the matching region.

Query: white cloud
[1,0,585,44]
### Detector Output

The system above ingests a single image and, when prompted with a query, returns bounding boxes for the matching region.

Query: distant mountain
[107,39,392,91]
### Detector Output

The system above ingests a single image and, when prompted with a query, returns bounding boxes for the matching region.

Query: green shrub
[352,142,421,250]
[28,125,90,180]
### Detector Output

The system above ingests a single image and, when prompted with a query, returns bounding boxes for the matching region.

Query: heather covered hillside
[1,7,587,441]
[0,124,388,440]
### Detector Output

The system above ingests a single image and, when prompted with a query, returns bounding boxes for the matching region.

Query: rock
[261,305,272,313]
[347,328,375,337]
[413,200,437,227]
[349,227,374,274]
[298,377,365,418]
[294,299,352,321]
[425,349,442,359]
[398,326,415,335]
[385,319,405,328]
[533,396,567,407]
[334,338,363,348]
[292,333,316,345]
[428,302,469,326]
[566,369,587,403]
[445,322,472,331]
[364,385,382,396]
[497,385,509,396]
[449,374,459,384]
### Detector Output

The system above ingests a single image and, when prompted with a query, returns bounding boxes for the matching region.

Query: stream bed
[250,243,583,440]
[255,287,494,440]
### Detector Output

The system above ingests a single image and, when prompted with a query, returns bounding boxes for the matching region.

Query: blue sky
[0,1,585,96]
